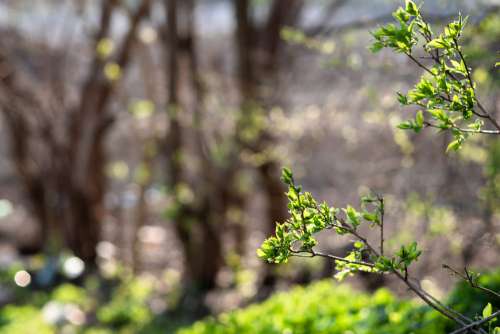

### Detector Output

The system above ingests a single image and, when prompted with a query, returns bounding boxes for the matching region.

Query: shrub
[178,270,500,334]
[177,281,441,334]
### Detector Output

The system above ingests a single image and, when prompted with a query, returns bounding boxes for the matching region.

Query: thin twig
[453,38,500,131]
[290,249,375,268]
[325,224,483,333]
[289,190,483,331]
[408,278,485,332]
[379,196,384,256]
[390,269,481,332]
[408,38,499,129]
[406,53,435,76]
[424,121,500,135]
[450,310,500,334]
[443,265,500,300]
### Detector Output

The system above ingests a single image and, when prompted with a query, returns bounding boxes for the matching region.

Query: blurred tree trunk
[0,0,150,266]
[0,61,54,254]
[66,0,151,265]
[163,0,223,307]
[233,0,303,292]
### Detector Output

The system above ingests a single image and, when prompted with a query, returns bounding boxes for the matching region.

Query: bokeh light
[13,270,31,287]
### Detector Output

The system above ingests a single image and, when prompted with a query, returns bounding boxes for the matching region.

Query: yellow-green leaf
[483,303,492,318]
[446,139,461,153]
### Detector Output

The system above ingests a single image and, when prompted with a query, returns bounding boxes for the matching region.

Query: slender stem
[408,39,500,131]
[328,224,483,333]
[424,121,500,135]
[290,249,375,268]
[406,53,435,76]
[409,277,486,332]
[443,265,500,300]
[379,197,384,256]
[288,191,482,331]
[407,50,492,124]
[450,310,500,334]
[453,38,500,131]
[391,269,482,332]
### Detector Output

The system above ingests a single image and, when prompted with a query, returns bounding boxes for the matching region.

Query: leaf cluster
[258,169,422,280]
[371,0,499,150]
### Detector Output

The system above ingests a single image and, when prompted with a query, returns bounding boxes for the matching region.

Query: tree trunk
[163,0,223,302]
[0,0,150,267]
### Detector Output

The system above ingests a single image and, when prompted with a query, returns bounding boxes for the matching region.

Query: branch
[390,267,484,333]
[400,12,500,132]
[378,196,384,256]
[453,38,500,131]
[290,249,375,268]
[410,278,480,327]
[310,210,479,330]
[443,265,500,300]
[307,11,457,36]
[407,47,500,134]
[406,53,436,76]
[424,121,500,135]
[450,310,500,334]
[322,218,484,333]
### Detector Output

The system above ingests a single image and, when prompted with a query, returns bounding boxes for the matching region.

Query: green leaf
[344,205,361,228]
[416,78,435,96]
[363,212,379,224]
[450,59,466,74]
[281,167,294,185]
[428,109,448,122]
[397,121,413,130]
[393,7,410,23]
[415,110,424,128]
[370,41,384,53]
[483,303,492,318]
[397,92,409,105]
[405,0,419,16]
[427,38,446,49]
[334,268,352,281]
[395,242,422,268]
[354,241,364,249]
[446,139,461,153]
[375,256,395,272]
[256,248,266,258]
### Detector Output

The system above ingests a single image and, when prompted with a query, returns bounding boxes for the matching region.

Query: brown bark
[232,0,304,290]
[0,0,150,264]
[67,0,151,264]
[163,0,223,294]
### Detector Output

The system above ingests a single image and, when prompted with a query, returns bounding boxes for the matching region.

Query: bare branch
[443,265,500,300]
[424,121,500,135]
[450,310,500,334]
[290,249,375,268]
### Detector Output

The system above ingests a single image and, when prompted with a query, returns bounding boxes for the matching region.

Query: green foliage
[0,271,159,334]
[97,275,154,329]
[258,168,425,281]
[177,280,444,334]
[0,305,54,334]
[371,0,499,149]
[179,271,500,334]
[51,283,89,307]
[2,270,498,334]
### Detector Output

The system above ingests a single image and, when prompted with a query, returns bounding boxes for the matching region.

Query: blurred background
[0,0,498,333]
